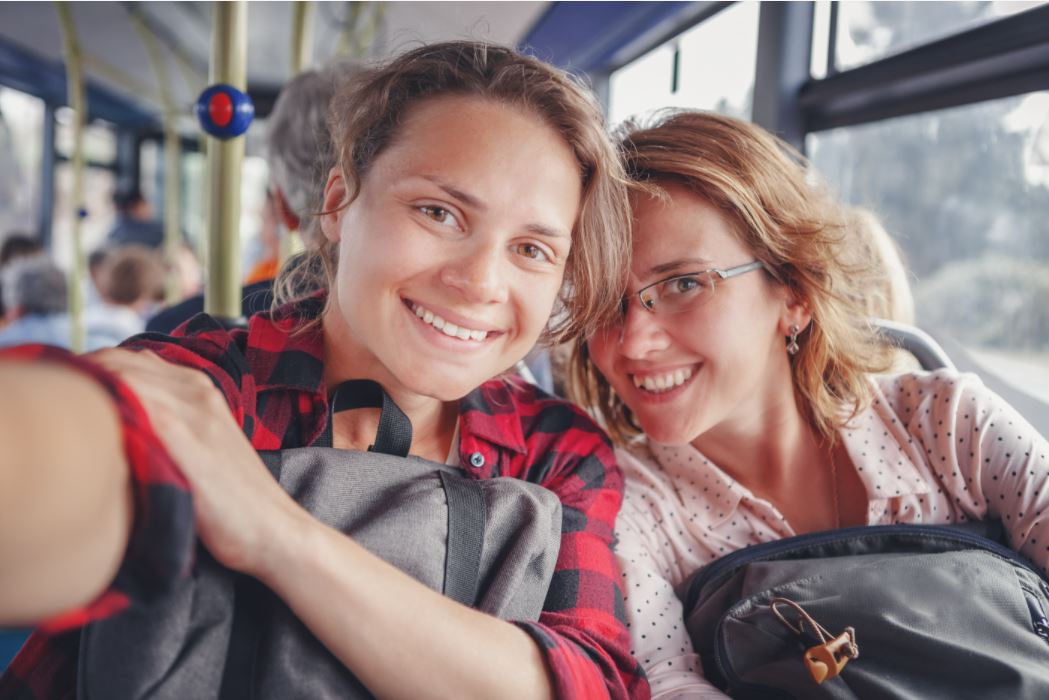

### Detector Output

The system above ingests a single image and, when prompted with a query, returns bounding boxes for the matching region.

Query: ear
[776,285,813,338]
[270,188,301,232]
[319,168,348,244]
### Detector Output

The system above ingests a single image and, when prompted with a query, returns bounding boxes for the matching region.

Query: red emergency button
[208,92,233,127]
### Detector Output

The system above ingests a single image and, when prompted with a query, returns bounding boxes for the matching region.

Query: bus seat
[872,318,956,372]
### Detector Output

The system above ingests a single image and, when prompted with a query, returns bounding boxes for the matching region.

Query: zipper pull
[771,597,860,685]
[804,631,858,684]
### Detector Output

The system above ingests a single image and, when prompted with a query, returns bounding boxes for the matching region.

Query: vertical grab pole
[130,11,183,303]
[291,2,314,74]
[55,2,86,352]
[280,1,314,264]
[205,0,248,319]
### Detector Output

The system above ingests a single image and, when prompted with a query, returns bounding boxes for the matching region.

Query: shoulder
[872,370,997,425]
[124,313,250,377]
[466,374,618,485]
[477,374,613,450]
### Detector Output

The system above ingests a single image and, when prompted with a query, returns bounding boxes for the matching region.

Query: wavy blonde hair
[569,110,893,445]
[274,41,630,343]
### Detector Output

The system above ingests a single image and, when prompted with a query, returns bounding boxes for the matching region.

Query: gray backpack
[680,523,1049,699]
[76,380,562,699]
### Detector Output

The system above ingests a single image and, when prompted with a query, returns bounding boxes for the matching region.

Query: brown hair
[100,245,165,305]
[274,41,630,343]
[569,110,892,445]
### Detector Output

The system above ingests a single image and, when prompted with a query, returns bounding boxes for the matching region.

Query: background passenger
[571,110,1049,698]
[85,247,111,308]
[106,186,165,250]
[844,206,915,325]
[84,245,165,350]
[146,64,352,333]
[0,256,68,348]
[0,233,42,327]
[0,42,647,700]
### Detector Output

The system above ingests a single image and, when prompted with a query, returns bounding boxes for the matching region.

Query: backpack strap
[314,379,413,456]
[439,471,486,607]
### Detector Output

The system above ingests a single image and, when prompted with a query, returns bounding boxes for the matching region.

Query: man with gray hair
[0,257,70,348]
[147,63,353,333]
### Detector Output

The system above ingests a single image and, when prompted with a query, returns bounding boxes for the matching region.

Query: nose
[618,299,671,359]
[439,239,510,305]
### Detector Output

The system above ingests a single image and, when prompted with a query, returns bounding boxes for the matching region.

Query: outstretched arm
[0,356,132,624]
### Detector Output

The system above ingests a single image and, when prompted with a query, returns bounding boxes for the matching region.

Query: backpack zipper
[685,524,1040,611]
[1023,587,1049,644]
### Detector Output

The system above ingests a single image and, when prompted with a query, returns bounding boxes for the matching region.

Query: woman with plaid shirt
[0,43,649,700]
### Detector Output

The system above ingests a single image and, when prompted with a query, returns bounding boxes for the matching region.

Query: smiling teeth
[412,303,488,341]
[632,368,693,393]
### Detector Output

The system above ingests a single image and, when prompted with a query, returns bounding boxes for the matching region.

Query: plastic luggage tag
[770,597,860,685]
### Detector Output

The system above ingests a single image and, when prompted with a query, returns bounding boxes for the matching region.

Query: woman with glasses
[570,110,1049,697]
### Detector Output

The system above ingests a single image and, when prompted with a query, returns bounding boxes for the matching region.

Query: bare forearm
[257,510,554,700]
[0,361,132,623]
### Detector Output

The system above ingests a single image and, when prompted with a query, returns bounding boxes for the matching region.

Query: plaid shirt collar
[247,294,527,456]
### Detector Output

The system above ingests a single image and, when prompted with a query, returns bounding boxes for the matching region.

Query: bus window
[0,87,43,238]
[808,91,1049,404]
[608,2,759,125]
[835,1,1044,72]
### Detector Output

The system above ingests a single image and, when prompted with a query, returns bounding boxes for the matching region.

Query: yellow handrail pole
[55,2,86,352]
[130,11,183,303]
[292,2,314,74]
[279,1,314,264]
[205,0,248,318]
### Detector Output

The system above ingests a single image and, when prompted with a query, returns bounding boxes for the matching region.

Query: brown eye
[514,243,550,262]
[419,206,458,228]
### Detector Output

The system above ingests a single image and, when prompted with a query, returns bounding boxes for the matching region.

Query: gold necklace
[830,447,841,529]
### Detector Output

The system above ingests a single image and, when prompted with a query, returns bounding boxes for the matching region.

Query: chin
[403,368,487,402]
[636,413,705,446]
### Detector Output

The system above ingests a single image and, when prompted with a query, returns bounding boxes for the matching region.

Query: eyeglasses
[618,260,767,319]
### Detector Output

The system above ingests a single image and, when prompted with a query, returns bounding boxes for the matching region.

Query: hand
[87,348,305,576]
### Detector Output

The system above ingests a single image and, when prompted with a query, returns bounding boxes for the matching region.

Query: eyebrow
[648,257,715,276]
[421,175,569,239]
[422,175,486,211]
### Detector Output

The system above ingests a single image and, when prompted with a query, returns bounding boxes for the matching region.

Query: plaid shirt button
[469,452,485,468]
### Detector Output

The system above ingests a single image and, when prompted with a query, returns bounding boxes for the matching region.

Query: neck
[691,378,821,495]
[321,302,459,462]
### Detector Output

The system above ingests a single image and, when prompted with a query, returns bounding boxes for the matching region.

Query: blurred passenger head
[88,247,111,299]
[2,256,67,320]
[278,40,630,343]
[0,233,43,268]
[0,233,44,319]
[266,63,351,250]
[99,245,166,312]
[571,110,891,445]
[112,186,151,219]
[844,207,915,325]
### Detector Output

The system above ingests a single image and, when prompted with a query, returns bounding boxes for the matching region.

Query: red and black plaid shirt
[0,295,649,700]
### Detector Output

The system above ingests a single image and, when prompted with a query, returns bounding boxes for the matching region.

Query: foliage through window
[808,92,1049,401]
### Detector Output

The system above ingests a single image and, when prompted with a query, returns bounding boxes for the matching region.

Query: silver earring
[787,324,801,356]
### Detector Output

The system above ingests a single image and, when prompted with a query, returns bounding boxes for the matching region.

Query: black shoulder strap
[439,471,486,607]
[313,379,413,457]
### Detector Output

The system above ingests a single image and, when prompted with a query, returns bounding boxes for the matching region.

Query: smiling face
[319,95,582,402]
[588,183,808,446]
